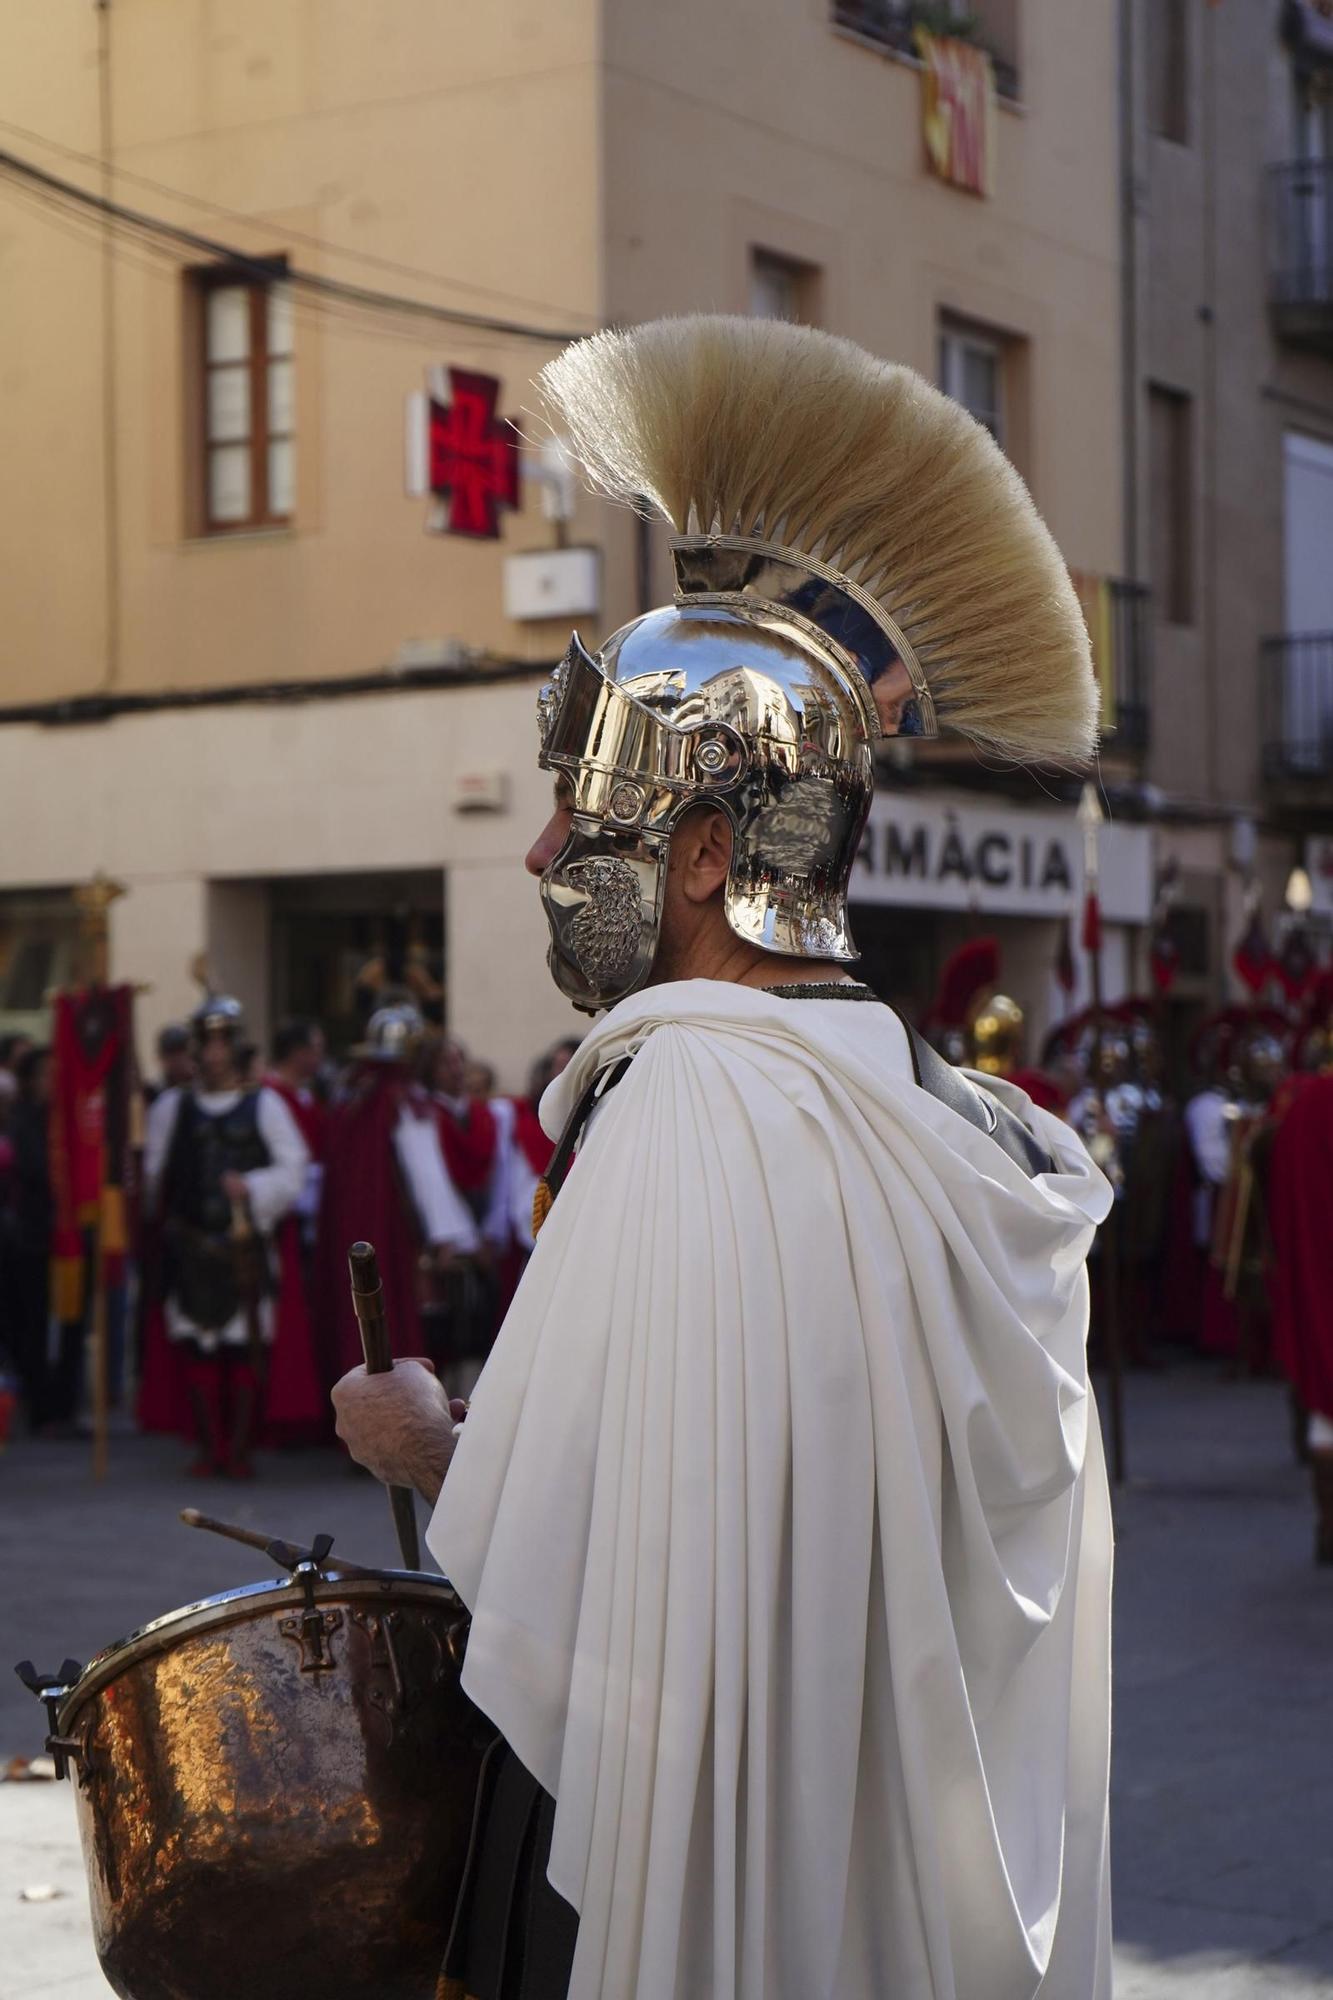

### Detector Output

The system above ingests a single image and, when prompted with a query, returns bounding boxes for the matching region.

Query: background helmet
[189,993,245,1046]
[353,1000,425,1067]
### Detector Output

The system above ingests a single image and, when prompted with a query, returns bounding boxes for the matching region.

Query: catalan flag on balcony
[915,30,995,199]
[1070,571,1118,735]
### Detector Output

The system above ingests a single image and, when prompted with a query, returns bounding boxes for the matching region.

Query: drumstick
[348,1241,422,1572]
[179,1508,379,1579]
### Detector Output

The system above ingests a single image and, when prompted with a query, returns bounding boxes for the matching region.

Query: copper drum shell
[54,1571,490,2000]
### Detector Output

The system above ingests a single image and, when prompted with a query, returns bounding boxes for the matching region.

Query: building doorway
[269,871,445,1058]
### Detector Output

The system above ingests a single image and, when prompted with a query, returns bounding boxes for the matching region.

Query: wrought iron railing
[832,0,1020,100]
[1268,160,1333,324]
[1261,633,1333,782]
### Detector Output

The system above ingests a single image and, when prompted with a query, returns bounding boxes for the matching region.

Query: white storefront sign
[852,795,1153,923]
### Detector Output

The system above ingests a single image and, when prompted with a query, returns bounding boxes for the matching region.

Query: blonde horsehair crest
[538,315,1098,763]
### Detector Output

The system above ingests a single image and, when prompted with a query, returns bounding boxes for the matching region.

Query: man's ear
[672,806,734,905]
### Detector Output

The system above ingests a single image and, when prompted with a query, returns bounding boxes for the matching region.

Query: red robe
[512,1096,554,1179]
[313,1070,432,1385]
[1268,1074,1333,1420]
[435,1095,498,1200]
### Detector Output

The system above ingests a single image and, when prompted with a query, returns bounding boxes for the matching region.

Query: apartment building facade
[0,0,1131,1079]
[1122,0,1333,1021]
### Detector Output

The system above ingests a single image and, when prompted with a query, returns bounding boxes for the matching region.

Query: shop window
[749,248,822,324]
[189,263,295,534]
[0,889,82,1040]
[1149,385,1194,626]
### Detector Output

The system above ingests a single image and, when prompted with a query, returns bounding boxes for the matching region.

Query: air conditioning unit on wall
[503,546,601,623]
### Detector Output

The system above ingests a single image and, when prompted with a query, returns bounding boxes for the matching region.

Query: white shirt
[393,1105,480,1255]
[143,1083,309,1348]
[483,1095,519,1252]
[144,1085,308,1233]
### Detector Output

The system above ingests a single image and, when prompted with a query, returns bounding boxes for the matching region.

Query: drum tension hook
[274,1535,343,1671]
[13,1660,84,1780]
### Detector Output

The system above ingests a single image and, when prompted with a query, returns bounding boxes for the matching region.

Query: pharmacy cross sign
[417,367,521,539]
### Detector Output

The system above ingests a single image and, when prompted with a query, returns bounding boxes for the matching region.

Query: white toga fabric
[144,1085,309,1351]
[429,980,1115,2000]
[393,1105,480,1254]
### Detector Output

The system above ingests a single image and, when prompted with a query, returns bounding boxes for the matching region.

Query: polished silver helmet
[353,1000,425,1066]
[535,316,1100,1011]
[536,539,912,1011]
[189,993,246,1045]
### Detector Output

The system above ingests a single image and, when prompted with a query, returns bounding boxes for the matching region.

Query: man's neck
[652,929,859,991]
[273,1061,305,1092]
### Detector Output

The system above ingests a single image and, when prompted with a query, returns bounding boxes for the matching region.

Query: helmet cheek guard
[534,537,884,1013]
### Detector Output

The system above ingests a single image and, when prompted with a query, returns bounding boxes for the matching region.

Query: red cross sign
[425,369,521,539]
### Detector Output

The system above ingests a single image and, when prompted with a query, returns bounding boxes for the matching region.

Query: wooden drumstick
[348,1241,422,1572]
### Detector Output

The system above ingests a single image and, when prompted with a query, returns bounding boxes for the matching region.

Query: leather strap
[901,1017,1055,1180]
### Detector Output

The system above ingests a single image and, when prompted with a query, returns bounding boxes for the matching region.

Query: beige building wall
[0,679,575,1085]
[603,0,1123,581]
[0,0,1128,1067]
[0,0,605,705]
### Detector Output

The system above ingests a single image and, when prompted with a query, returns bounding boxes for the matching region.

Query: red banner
[49,985,136,1320]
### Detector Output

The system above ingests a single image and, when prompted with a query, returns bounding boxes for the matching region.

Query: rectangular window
[748,247,821,324]
[1148,0,1188,145]
[937,318,1004,443]
[192,265,295,533]
[1148,385,1193,625]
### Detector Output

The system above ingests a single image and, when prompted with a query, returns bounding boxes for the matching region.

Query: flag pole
[1077,786,1127,1484]
[73,875,122,1484]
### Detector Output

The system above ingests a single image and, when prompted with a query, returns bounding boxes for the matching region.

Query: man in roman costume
[315,1001,481,1388]
[333,317,1114,2000]
[144,994,308,1477]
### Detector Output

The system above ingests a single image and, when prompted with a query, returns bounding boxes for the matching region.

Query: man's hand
[331,1359,460,1505]
[221,1170,250,1205]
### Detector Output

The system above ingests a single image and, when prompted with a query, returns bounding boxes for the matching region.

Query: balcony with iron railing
[1268,160,1333,348]
[832,1,1021,101]
[1261,634,1333,794]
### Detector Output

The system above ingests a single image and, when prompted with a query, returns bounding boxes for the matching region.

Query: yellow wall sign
[915,29,995,198]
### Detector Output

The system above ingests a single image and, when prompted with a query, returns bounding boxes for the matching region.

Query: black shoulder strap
[534,1056,634,1229]
[901,1018,1056,1181]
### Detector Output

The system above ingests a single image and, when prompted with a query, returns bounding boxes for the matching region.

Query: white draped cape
[428,981,1114,2000]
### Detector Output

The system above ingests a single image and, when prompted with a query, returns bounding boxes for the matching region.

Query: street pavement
[2,1365,1332,1997]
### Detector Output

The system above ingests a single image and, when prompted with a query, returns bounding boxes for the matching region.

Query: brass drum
[50,1569,490,2000]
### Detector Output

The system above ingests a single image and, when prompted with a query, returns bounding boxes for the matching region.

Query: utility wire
[0,146,589,346]
[0,113,593,328]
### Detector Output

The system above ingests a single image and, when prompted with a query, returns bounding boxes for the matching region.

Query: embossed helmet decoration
[535,316,1099,1012]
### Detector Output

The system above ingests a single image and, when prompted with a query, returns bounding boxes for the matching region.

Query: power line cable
[0,113,593,329]
[0,167,538,365]
[0,146,589,346]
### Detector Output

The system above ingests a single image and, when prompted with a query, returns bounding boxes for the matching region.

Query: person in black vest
[144,994,306,1477]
